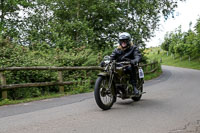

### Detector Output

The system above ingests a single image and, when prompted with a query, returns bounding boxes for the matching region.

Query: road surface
[0,65,200,133]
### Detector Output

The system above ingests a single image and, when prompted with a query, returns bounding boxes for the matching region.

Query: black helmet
[119,32,131,47]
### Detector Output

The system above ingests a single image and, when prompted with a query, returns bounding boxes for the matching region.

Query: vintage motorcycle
[94,56,144,110]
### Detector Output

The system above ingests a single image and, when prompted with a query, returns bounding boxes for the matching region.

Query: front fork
[107,72,117,97]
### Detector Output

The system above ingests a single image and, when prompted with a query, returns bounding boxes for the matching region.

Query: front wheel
[94,76,116,110]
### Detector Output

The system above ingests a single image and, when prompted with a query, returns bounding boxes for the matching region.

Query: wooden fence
[0,62,158,99]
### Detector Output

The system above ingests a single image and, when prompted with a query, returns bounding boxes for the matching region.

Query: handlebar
[115,61,139,67]
[116,61,131,65]
[103,60,138,66]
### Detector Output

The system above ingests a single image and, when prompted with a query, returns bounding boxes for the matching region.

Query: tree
[7,0,185,48]
[195,18,200,60]
[1,0,186,52]
[161,32,171,52]
[0,0,31,38]
[184,43,196,61]
[174,42,185,60]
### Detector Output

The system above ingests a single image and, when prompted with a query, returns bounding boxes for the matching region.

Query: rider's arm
[110,48,118,61]
[131,47,142,64]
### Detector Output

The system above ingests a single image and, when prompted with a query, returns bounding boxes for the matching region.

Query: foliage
[0,0,32,38]
[174,42,185,58]
[1,0,185,49]
[0,36,99,99]
[161,33,171,51]
[161,19,200,60]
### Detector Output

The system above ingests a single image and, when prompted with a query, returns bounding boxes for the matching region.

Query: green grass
[144,65,162,81]
[0,88,94,106]
[0,93,65,106]
[161,56,200,70]
[146,47,200,70]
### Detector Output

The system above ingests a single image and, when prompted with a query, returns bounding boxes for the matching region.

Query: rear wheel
[94,76,116,110]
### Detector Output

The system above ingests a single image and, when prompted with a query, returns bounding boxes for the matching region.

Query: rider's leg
[125,66,139,95]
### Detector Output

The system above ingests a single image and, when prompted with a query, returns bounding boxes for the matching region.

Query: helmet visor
[119,39,129,45]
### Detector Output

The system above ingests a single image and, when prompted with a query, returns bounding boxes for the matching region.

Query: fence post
[58,71,64,93]
[0,72,7,99]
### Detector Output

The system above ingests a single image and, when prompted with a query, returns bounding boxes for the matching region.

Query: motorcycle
[94,56,144,110]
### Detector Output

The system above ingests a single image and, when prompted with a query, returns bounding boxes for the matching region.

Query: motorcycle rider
[110,32,142,95]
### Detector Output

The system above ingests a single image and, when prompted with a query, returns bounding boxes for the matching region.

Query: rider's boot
[133,84,139,95]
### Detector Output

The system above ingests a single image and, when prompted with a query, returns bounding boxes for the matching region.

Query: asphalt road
[0,65,200,133]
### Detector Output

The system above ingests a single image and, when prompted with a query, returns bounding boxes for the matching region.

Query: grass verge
[146,47,200,70]
[0,88,94,106]
[144,65,162,81]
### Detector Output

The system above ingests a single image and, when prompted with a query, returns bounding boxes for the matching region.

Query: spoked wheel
[94,76,116,110]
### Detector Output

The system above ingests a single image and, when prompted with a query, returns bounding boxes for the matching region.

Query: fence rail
[0,62,158,99]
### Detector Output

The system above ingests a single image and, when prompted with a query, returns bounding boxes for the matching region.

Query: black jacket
[110,45,142,63]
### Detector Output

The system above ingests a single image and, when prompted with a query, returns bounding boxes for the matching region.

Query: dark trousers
[124,65,137,85]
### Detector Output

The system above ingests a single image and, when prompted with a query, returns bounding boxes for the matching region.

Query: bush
[0,36,147,100]
[0,37,101,100]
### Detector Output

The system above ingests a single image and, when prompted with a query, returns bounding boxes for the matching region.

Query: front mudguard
[97,72,109,77]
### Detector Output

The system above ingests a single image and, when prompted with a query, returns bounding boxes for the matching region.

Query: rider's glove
[130,60,137,65]
[100,61,105,67]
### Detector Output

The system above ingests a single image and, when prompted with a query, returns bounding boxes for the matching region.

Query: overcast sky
[146,0,200,48]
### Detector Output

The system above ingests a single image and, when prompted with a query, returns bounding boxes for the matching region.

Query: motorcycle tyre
[94,76,116,110]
